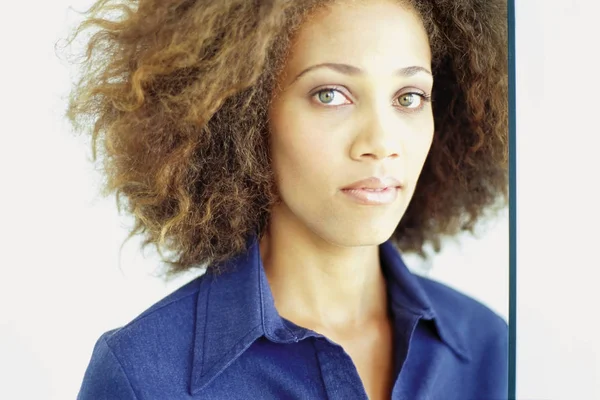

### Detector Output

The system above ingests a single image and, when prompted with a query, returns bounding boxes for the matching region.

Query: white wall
[515,1,600,399]
[11,0,600,399]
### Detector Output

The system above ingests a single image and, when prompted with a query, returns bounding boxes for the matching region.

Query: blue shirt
[78,238,508,399]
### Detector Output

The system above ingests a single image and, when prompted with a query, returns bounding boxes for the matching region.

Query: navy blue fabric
[78,238,508,399]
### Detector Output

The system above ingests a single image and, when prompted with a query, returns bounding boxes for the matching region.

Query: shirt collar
[190,236,470,395]
[378,241,471,362]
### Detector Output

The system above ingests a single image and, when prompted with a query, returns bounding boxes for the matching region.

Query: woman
[68,0,508,398]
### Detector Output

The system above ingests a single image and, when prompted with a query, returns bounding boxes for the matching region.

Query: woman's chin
[318,225,397,249]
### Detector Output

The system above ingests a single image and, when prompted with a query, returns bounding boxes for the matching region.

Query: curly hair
[63,0,508,278]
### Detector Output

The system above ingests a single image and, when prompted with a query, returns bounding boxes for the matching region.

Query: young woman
[68,0,508,398]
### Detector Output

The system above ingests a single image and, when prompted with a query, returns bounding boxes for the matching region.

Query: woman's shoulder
[106,274,206,344]
[78,275,208,399]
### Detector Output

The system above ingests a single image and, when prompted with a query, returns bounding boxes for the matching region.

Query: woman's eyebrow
[291,63,432,84]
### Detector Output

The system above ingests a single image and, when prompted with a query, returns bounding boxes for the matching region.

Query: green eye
[318,89,336,104]
[313,88,349,106]
[399,93,418,107]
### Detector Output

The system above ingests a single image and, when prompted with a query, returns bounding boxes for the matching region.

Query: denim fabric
[78,238,508,400]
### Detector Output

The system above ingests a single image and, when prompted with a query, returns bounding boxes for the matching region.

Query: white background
[515,1,600,399]
[0,1,596,399]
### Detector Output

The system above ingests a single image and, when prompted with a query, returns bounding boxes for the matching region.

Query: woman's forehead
[279,0,431,84]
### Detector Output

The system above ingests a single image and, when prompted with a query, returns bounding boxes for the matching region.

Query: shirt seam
[103,337,140,400]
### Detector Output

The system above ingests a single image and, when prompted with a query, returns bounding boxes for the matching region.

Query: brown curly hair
[62,0,508,278]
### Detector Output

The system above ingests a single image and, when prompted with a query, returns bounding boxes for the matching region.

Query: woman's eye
[312,88,429,110]
[313,88,349,106]
[397,93,423,109]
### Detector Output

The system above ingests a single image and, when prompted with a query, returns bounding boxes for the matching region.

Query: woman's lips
[341,176,402,190]
[340,186,399,205]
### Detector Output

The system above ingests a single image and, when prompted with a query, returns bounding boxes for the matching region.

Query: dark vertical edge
[507,0,517,398]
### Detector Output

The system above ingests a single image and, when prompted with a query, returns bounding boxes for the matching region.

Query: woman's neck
[259,207,390,334]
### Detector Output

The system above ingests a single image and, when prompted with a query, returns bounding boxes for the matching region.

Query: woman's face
[268,0,434,247]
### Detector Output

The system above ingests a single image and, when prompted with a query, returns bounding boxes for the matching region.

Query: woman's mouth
[340,186,399,205]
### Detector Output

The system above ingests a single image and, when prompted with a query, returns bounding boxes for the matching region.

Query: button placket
[312,337,370,400]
